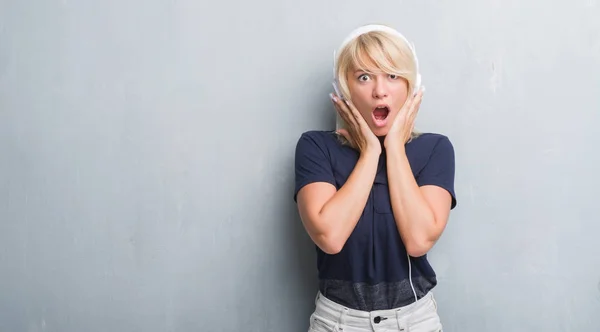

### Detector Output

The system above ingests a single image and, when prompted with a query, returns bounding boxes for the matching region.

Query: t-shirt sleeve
[416,136,457,209]
[293,132,337,202]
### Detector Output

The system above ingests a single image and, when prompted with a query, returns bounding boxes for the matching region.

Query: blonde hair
[334,26,421,145]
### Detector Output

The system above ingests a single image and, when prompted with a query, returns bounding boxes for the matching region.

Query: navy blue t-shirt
[293,130,457,311]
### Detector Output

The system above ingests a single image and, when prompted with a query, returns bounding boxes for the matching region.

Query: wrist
[360,147,381,160]
[384,132,402,148]
[384,138,406,153]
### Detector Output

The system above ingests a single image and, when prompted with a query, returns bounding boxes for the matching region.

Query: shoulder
[408,132,454,155]
[295,130,341,153]
[405,132,455,173]
[297,130,339,143]
[409,133,457,207]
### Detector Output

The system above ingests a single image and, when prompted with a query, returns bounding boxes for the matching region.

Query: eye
[358,74,370,82]
[389,74,399,80]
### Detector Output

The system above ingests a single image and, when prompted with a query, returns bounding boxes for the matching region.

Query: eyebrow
[353,69,381,75]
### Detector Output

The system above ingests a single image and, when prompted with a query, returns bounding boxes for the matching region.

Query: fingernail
[329,93,337,102]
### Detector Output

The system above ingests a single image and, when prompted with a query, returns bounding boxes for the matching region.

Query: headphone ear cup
[413,73,422,95]
[332,81,343,100]
[411,42,421,95]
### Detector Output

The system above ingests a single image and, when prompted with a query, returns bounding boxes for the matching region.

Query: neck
[378,135,386,150]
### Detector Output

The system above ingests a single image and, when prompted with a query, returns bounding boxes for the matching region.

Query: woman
[294,24,457,332]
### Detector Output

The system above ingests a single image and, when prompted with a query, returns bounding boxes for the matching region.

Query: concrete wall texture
[1,0,599,331]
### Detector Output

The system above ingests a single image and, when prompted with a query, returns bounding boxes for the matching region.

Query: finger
[345,100,370,130]
[407,103,420,128]
[345,101,371,150]
[331,96,363,148]
[414,85,425,97]
[409,85,425,105]
[399,93,416,115]
[409,90,423,117]
[341,107,363,140]
[410,98,422,118]
[337,105,360,135]
[331,97,358,131]
[411,90,422,107]
[332,100,349,123]
[340,102,363,138]
[331,94,358,127]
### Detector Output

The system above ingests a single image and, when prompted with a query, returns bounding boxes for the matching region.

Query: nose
[372,77,388,99]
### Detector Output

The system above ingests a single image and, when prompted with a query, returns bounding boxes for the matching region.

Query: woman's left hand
[384,87,424,149]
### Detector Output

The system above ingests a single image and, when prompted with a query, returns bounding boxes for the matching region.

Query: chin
[372,128,389,137]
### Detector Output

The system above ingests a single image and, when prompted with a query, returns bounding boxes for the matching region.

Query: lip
[374,103,390,109]
[371,104,391,128]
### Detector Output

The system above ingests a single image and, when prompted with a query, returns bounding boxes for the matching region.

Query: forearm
[386,146,438,256]
[317,151,379,253]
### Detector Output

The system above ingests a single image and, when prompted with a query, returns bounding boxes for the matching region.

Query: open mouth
[373,106,390,120]
[372,106,390,127]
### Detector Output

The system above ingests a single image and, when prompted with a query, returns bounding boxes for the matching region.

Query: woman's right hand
[330,93,381,156]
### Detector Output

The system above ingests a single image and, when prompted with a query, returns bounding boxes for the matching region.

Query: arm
[297,150,379,254]
[295,95,383,255]
[385,139,455,257]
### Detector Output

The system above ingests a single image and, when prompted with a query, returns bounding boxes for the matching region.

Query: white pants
[308,291,443,332]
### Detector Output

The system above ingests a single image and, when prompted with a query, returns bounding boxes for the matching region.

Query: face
[346,67,409,137]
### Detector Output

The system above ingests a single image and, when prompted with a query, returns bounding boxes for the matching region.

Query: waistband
[313,291,435,330]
